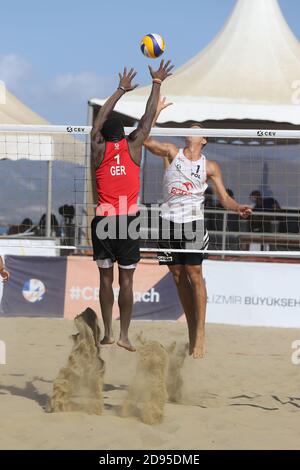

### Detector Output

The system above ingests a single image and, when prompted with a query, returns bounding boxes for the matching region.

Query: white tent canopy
[90,0,300,124]
[0,88,48,125]
[0,88,85,164]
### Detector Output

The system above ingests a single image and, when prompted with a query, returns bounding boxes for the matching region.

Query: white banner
[0,239,59,257]
[204,260,300,327]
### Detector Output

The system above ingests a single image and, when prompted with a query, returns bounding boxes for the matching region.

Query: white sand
[0,318,299,450]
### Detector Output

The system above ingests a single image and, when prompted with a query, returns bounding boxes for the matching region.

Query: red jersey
[95,138,140,216]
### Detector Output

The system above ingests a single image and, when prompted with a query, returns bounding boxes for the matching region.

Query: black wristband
[118,86,126,93]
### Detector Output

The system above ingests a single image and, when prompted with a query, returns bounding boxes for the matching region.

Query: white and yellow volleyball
[140,33,165,58]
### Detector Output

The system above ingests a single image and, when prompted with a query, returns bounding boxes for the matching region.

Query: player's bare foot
[192,331,205,359]
[117,339,136,352]
[100,336,115,345]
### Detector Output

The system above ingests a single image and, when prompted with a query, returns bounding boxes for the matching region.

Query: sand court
[0,318,299,450]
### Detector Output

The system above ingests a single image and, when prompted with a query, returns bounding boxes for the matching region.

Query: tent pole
[46,160,53,238]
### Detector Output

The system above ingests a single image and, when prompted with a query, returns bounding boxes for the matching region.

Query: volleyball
[140,33,165,58]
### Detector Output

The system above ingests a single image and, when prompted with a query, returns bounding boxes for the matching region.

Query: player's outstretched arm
[0,256,9,282]
[143,95,178,160]
[208,161,252,219]
[91,67,138,142]
[128,60,174,151]
[152,95,173,127]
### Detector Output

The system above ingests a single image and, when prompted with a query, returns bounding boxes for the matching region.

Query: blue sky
[0,0,299,124]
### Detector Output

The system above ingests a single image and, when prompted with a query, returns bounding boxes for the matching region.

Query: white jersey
[161,149,208,224]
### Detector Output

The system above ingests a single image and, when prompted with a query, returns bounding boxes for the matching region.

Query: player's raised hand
[118,67,139,92]
[157,95,173,114]
[149,59,174,82]
[237,205,252,219]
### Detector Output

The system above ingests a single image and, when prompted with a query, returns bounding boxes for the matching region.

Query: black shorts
[91,215,140,267]
[157,217,209,266]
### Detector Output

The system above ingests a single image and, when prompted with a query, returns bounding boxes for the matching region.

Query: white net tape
[0,124,300,138]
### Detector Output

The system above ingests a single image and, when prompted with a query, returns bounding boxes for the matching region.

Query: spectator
[7,218,33,235]
[36,213,59,237]
[249,190,281,232]
[214,188,238,231]
[249,190,281,211]
[224,189,240,233]
[204,187,218,231]
[59,205,76,249]
[226,188,234,199]
[20,218,33,233]
[7,224,20,235]
[59,205,75,225]
[204,187,216,209]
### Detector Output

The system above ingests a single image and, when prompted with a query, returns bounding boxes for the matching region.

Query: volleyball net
[0,125,299,258]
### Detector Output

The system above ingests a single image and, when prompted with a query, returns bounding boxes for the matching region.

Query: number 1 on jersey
[114,155,120,165]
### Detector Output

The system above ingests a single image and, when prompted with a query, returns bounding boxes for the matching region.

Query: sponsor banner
[63,257,174,320]
[63,257,101,319]
[204,260,300,327]
[132,272,182,320]
[1,255,300,328]
[1,256,67,317]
